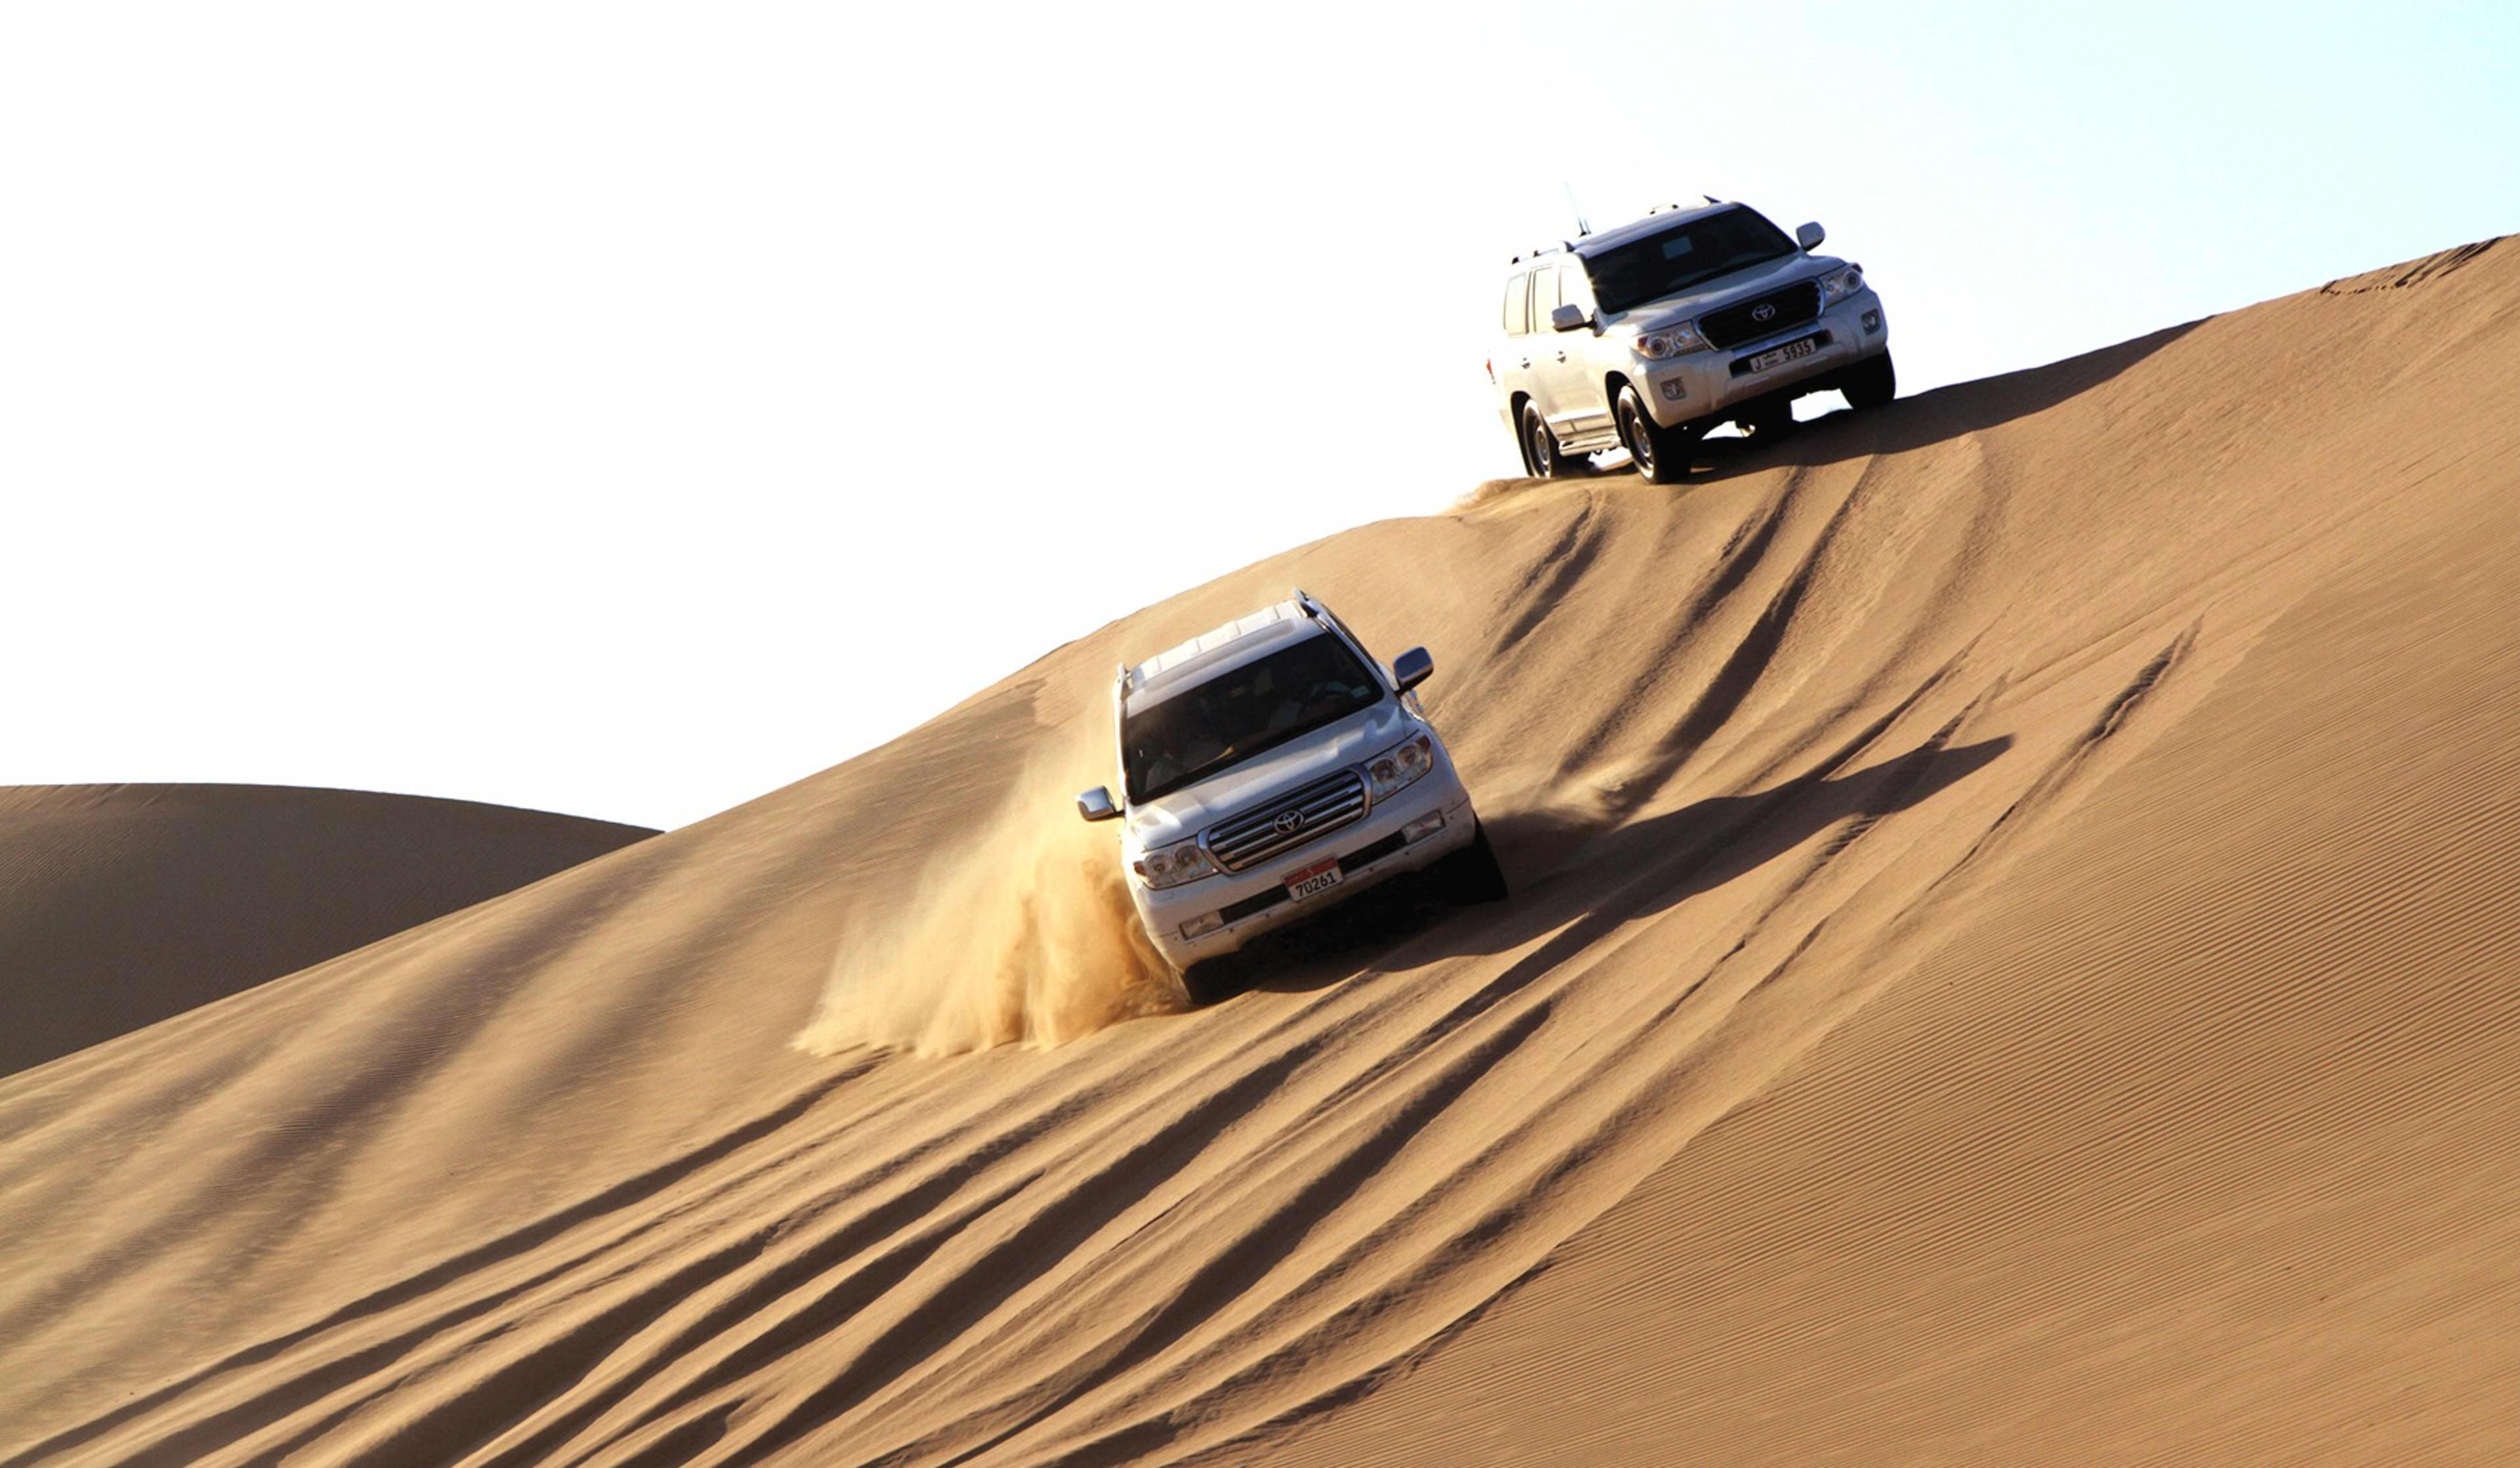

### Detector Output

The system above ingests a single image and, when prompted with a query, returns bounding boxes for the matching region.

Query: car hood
[1609,252,1838,333]
[1125,700,1413,848]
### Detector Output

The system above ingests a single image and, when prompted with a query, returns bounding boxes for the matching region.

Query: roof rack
[1507,239,1578,265]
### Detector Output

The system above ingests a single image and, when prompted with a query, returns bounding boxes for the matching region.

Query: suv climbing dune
[1492,199,1895,483]
[1076,591,1504,977]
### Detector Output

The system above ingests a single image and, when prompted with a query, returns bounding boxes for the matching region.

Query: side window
[1501,272,1531,337]
[1559,265,1594,318]
[1532,268,1563,324]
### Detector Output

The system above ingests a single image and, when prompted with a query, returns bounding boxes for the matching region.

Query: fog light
[1180,912,1225,940]
[1401,810,1448,844]
[1658,379,1686,402]
[1861,309,1881,334]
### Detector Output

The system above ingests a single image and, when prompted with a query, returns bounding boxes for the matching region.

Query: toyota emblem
[1751,303,1777,323]
[1274,810,1304,835]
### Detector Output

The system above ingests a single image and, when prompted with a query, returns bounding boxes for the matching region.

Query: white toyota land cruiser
[1492,199,1895,484]
[1076,591,1504,976]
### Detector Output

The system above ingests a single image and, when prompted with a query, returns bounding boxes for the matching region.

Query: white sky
[6,2,2517,829]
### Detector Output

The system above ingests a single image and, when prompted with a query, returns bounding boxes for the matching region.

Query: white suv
[1076,591,1503,976]
[1491,199,1895,483]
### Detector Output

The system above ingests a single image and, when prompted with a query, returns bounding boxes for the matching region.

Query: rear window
[1124,632,1384,803]
[1501,271,1532,336]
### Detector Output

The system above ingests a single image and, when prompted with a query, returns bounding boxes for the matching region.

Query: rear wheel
[1844,351,1897,410]
[1521,404,1564,478]
[1616,384,1695,485]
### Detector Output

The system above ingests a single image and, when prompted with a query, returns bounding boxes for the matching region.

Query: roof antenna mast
[1564,182,1591,238]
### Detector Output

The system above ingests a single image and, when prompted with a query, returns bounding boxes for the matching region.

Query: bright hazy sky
[7,3,2517,829]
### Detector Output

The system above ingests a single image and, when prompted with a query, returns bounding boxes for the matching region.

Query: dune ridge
[0,784,653,1077]
[3,235,2517,1464]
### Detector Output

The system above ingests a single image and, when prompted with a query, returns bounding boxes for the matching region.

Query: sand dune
[3,236,2517,1465]
[0,785,653,1077]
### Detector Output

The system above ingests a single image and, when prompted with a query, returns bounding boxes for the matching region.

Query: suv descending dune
[1492,199,1895,483]
[1076,592,1504,977]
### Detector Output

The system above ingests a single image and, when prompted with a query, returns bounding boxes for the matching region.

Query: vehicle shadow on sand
[1670,320,2204,484]
[1520,320,2206,492]
[1187,733,2010,1004]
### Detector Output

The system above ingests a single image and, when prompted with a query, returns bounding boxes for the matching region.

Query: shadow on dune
[1671,320,2204,483]
[1190,734,2011,1003]
[1485,322,2198,499]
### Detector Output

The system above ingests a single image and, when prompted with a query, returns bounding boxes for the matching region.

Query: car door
[1557,264,1616,440]
[1532,265,1608,443]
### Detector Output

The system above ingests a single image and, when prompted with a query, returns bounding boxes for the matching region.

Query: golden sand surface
[3,238,2515,1465]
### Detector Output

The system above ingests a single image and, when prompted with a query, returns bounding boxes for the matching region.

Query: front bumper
[1634,287,1889,429]
[1131,770,1477,970]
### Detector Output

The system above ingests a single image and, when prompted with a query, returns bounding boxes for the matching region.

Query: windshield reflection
[1124,633,1383,803]
[1587,206,1797,315]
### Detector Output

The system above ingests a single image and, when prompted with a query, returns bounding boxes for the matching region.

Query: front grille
[1698,280,1822,349]
[1207,770,1368,871]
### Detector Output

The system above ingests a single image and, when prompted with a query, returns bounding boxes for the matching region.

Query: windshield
[1584,206,1798,315]
[1123,632,1384,803]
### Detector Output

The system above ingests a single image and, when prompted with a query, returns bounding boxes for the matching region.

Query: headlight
[1818,264,1865,304]
[1132,838,1218,889]
[1634,320,1710,361]
[1365,733,1435,802]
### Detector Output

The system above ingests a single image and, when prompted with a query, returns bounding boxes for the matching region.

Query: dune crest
[0,784,652,1076]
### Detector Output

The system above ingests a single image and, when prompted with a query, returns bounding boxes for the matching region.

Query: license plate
[1745,335,1820,373]
[1284,857,1345,902]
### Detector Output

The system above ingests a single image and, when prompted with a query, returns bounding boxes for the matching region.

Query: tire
[1844,350,1896,411]
[1521,404,1564,479]
[1616,384,1694,485]
[1179,958,1217,1005]
[1439,821,1509,905]
[1179,952,1245,1005]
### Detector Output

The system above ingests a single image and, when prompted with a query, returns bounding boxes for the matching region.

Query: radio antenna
[1563,182,1591,238]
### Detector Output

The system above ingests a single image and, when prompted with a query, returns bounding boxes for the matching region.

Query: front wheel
[1843,351,1897,411]
[1616,385,1695,485]
[1438,822,1509,904]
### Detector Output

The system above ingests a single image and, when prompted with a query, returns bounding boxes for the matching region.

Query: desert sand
[3,236,2517,1465]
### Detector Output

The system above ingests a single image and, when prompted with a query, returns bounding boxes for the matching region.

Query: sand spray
[798,723,1186,1055]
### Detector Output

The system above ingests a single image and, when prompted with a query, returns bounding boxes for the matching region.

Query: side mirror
[1391,646,1433,693]
[1548,303,1589,333]
[1076,786,1121,822]
[1796,221,1826,251]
